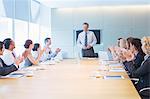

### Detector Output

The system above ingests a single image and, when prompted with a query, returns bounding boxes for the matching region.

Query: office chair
[139,87,150,99]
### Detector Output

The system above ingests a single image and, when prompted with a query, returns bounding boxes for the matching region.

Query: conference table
[0,59,141,99]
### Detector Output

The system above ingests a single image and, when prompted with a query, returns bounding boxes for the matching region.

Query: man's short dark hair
[117,38,123,41]
[3,38,12,49]
[44,37,51,44]
[83,22,89,27]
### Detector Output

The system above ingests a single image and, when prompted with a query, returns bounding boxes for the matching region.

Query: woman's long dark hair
[24,40,33,49]
[131,38,145,57]
[32,43,40,51]
[0,41,4,51]
[127,37,134,49]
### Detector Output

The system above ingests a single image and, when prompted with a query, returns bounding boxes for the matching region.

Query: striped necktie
[12,52,16,58]
[85,32,88,47]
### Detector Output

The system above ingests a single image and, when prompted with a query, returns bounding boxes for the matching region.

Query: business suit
[77,31,97,57]
[0,58,18,76]
[132,56,150,91]
[82,47,95,57]
[123,52,145,74]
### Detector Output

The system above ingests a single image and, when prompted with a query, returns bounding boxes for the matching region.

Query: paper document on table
[40,61,50,65]
[109,68,125,72]
[109,63,122,67]
[0,73,24,79]
[40,60,56,65]
[23,66,48,71]
[104,76,124,80]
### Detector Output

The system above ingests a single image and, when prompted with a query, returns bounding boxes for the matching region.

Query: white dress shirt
[40,47,57,62]
[77,31,97,48]
[1,49,15,66]
[32,51,39,59]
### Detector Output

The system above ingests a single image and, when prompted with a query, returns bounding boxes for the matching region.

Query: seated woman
[22,40,45,67]
[32,43,42,61]
[126,37,134,50]
[131,37,150,91]
[0,41,21,76]
[123,38,145,74]
[112,37,135,62]
[108,38,128,61]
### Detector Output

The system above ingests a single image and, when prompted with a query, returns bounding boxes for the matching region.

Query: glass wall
[0,0,51,56]
[29,23,40,43]
[14,19,28,55]
[40,26,51,46]
[0,17,13,41]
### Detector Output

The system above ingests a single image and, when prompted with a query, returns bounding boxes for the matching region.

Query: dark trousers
[82,47,95,58]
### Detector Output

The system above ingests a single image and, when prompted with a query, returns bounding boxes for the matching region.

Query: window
[0,0,6,16]
[0,17,13,41]
[0,0,51,53]
[39,26,51,46]
[14,19,28,56]
[29,22,40,43]
[31,0,40,23]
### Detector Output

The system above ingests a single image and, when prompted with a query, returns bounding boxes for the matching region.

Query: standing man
[77,23,97,57]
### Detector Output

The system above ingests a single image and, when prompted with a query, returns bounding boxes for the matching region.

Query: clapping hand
[86,45,92,49]
[15,56,24,66]
[55,48,61,54]
[123,50,135,61]
[82,45,92,50]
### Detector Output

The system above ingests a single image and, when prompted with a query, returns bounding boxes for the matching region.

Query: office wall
[52,6,149,58]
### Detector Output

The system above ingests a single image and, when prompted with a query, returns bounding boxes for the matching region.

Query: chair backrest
[140,87,150,99]
[98,51,109,60]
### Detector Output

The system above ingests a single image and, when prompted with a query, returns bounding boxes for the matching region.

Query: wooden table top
[0,59,141,99]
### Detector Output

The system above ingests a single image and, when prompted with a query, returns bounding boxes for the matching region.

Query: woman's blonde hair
[141,36,150,55]
[119,38,127,49]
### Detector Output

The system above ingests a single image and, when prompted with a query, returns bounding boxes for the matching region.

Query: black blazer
[132,56,150,90]
[123,52,145,74]
[0,58,18,76]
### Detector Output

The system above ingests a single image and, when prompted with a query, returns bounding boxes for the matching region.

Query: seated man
[1,38,23,66]
[0,41,21,76]
[41,38,61,61]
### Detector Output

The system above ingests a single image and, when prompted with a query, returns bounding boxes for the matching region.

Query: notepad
[109,68,125,72]
[40,61,50,65]
[24,66,47,71]
[25,71,34,77]
[109,63,122,67]
[0,73,24,79]
[104,76,124,80]
[107,60,119,64]
[40,61,56,65]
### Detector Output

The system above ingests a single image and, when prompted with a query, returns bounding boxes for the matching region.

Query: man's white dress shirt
[77,31,97,48]
[2,49,15,66]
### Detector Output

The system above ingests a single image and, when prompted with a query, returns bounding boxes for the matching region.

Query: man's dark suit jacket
[0,58,18,76]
